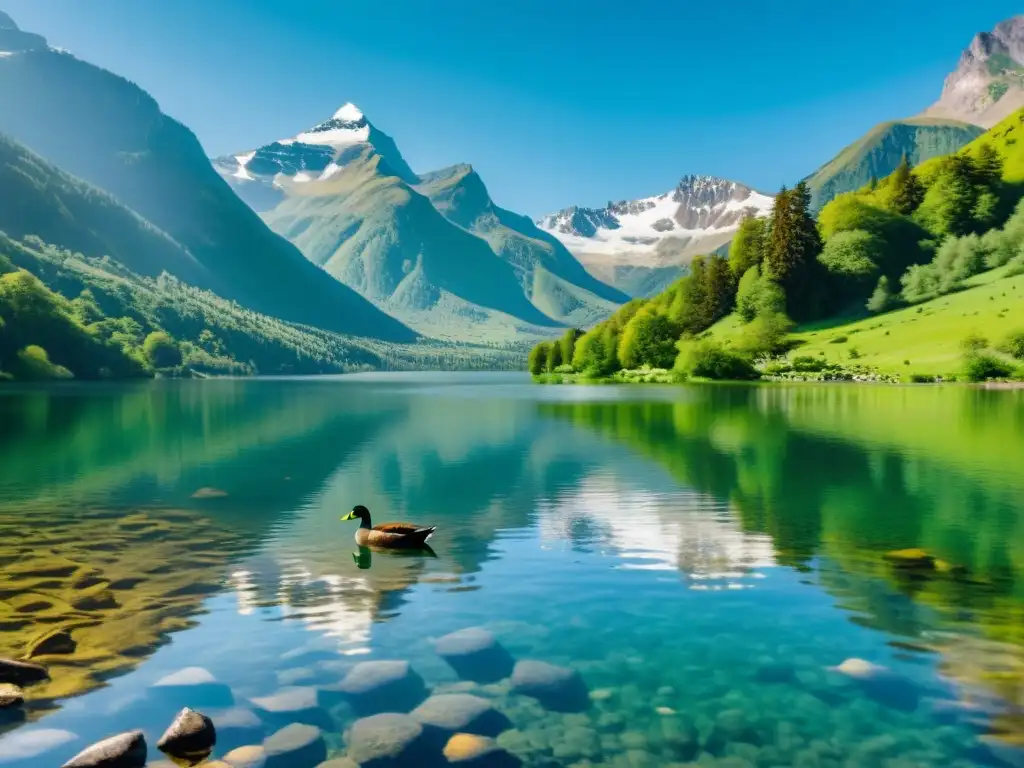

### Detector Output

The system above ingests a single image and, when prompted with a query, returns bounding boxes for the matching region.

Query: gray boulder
[411,694,511,738]
[264,724,327,768]
[0,683,24,723]
[434,628,514,683]
[328,660,426,715]
[509,661,589,712]
[0,658,48,686]
[211,708,266,752]
[151,667,234,708]
[61,731,146,767]
[157,707,216,761]
[222,745,267,768]
[345,713,436,767]
[250,687,333,729]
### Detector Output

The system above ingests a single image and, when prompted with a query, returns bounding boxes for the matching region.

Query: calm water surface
[0,374,1023,767]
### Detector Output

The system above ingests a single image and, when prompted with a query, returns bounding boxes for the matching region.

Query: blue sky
[3,0,1020,215]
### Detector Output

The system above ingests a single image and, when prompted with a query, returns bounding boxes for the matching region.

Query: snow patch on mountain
[538,175,773,264]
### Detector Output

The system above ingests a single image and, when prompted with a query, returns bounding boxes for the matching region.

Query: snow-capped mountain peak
[284,103,371,147]
[537,175,773,296]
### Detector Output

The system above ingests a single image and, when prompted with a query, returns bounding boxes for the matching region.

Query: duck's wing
[373,522,433,536]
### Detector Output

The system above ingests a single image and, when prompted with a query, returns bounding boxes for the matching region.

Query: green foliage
[764,182,823,320]
[618,309,679,370]
[887,154,925,216]
[15,344,73,380]
[559,328,582,370]
[866,276,895,314]
[818,229,882,302]
[960,333,988,353]
[914,155,1003,239]
[900,263,942,304]
[998,329,1024,360]
[962,352,1016,382]
[142,331,182,369]
[738,311,795,358]
[676,340,759,380]
[527,342,549,375]
[735,266,761,322]
[728,215,767,276]
[818,195,932,279]
[547,340,563,371]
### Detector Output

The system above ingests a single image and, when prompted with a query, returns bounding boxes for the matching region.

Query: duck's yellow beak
[340,512,355,521]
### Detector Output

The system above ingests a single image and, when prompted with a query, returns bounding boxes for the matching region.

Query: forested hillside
[528,109,1024,383]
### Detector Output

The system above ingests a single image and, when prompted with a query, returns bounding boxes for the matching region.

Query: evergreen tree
[559,328,582,370]
[974,143,1004,186]
[764,182,822,320]
[547,340,563,371]
[600,326,620,374]
[527,342,549,375]
[889,154,924,216]
[704,256,736,326]
[869,174,878,191]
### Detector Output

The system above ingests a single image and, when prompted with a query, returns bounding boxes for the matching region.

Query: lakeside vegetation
[528,109,1024,384]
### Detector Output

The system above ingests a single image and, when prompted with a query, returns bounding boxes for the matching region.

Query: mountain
[803,118,984,210]
[537,176,774,297]
[923,15,1024,128]
[0,133,211,286]
[0,21,415,342]
[219,105,626,341]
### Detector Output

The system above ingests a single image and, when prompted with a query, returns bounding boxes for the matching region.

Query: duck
[341,505,436,549]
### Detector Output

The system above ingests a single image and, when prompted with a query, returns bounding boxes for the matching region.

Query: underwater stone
[222,744,267,768]
[157,707,216,760]
[345,713,431,767]
[443,733,521,766]
[61,730,146,767]
[412,693,512,738]
[0,728,77,764]
[151,667,235,708]
[830,658,920,712]
[510,660,589,713]
[191,488,229,499]
[0,657,49,686]
[211,708,266,753]
[330,660,426,716]
[0,683,24,709]
[263,724,327,768]
[704,709,762,755]
[434,628,514,684]
[658,716,699,761]
[250,686,333,729]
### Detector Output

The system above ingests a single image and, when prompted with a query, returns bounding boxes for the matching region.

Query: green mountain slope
[263,149,566,342]
[0,133,213,286]
[0,33,414,342]
[804,118,983,209]
[416,164,628,327]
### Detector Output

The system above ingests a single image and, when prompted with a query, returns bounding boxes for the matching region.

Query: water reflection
[0,377,1021,766]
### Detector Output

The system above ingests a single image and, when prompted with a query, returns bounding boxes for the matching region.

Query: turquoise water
[0,374,1022,767]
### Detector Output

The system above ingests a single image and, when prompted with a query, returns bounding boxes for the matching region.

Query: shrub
[676,341,759,381]
[998,329,1024,360]
[866,276,896,314]
[142,331,182,369]
[960,333,988,353]
[15,345,73,380]
[738,311,794,357]
[829,335,848,344]
[908,373,936,383]
[791,356,828,373]
[963,353,1015,382]
[848,348,861,360]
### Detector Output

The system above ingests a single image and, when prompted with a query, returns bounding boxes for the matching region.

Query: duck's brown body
[343,506,435,549]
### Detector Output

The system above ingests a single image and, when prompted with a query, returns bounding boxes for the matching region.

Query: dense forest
[0,232,525,381]
[528,109,1024,383]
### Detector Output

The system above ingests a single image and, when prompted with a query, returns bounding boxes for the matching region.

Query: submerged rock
[222,744,267,768]
[412,693,512,738]
[883,548,935,569]
[509,660,589,713]
[434,628,514,684]
[830,658,920,712]
[61,730,146,767]
[0,728,78,764]
[443,734,521,766]
[263,724,327,768]
[250,686,332,728]
[191,488,229,499]
[345,713,432,767]
[210,708,266,752]
[0,683,24,709]
[0,657,49,686]
[330,660,426,715]
[151,667,235,708]
[157,707,216,761]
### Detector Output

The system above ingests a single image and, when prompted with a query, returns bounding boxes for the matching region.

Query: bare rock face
[923,15,1024,127]
[157,707,216,761]
[61,730,147,767]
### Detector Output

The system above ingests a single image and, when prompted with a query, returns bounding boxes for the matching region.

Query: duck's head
[341,505,370,522]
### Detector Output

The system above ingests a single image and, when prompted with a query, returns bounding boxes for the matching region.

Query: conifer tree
[527,342,549,375]
[975,143,1003,187]
[889,153,924,216]
[547,341,563,371]
[764,183,822,319]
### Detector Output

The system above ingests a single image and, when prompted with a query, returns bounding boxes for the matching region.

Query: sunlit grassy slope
[712,268,1024,377]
